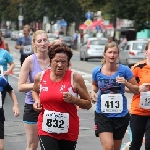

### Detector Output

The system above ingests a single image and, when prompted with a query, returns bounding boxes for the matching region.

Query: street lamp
[18,3,23,30]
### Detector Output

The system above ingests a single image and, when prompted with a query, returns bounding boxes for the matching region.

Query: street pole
[19,3,23,30]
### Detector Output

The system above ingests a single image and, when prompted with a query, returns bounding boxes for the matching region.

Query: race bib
[42,110,69,134]
[101,93,123,113]
[140,92,150,109]
[23,45,32,54]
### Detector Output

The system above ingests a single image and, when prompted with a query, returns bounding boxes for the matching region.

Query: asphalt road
[3,38,145,150]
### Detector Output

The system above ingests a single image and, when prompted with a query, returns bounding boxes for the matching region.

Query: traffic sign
[85,11,93,19]
[18,15,23,21]
[56,19,67,27]
[96,25,101,31]
[84,19,92,27]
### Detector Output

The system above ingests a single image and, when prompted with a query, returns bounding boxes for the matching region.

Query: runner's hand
[116,76,126,85]
[139,83,150,92]
[90,91,97,104]
[63,92,74,103]
[33,101,42,112]
[20,45,24,49]
[13,104,20,117]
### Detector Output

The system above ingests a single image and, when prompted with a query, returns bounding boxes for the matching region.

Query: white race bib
[23,45,32,54]
[140,92,150,109]
[101,93,123,113]
[42,110,69,134]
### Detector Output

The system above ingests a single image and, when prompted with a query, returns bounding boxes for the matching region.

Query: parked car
[59,36,73,48]
[119,40,148,67]
[47,33,57,44]
[11,30,18,40]
[80,38,108,61]
[0,29,7,38]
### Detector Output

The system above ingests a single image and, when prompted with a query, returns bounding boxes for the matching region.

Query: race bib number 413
[101,94,123,113]
[42,110,69,134]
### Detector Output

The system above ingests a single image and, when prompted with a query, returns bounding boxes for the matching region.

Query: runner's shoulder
[131,59,147,70]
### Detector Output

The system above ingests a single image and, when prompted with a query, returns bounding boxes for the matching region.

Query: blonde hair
[51,39,61,45]
[101,42,119,65]
[32,30,48,53]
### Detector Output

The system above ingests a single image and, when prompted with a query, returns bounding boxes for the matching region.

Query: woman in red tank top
[0,31,9,52]
[32,43,92,150]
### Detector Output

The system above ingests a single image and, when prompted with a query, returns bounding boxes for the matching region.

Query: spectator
[83,32,89,43]
[73,31,78,50]
[0,31,9,52]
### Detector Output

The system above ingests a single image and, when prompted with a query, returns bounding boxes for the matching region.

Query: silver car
[80,38,108,61]
[119,40,147,67]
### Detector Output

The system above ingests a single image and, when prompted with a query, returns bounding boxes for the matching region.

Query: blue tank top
[25,54,42,104]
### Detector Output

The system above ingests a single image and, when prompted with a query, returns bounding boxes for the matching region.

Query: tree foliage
[1,0,150,31]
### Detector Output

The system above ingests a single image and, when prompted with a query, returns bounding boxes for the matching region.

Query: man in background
[15,25,33,66]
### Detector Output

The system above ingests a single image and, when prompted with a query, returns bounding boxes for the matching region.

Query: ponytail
[101,58,106,65]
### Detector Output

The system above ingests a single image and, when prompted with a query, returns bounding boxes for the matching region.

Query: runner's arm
[18,55,34,92]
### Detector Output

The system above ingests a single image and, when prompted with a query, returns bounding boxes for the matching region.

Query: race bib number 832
[42,111,69,134]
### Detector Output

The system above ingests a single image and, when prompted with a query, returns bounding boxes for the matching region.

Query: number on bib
[101,93,123,113]
[23,45,32,54]
[42,110,69,133]
[140,92,150,109]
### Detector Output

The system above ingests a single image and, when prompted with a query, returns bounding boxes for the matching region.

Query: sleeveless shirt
[38,69,79,141]
[0,41,5,49]
[25,54,42,104]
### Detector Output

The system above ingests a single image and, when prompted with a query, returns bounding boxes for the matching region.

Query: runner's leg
[130,114,146,150]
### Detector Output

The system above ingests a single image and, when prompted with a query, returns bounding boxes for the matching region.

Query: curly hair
[48,43,73,66]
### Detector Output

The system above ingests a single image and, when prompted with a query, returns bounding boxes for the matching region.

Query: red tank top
[38,69,79,141]
[0,41,5,49]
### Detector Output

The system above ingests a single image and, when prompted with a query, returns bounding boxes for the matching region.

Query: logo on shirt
[40,86,48,92]
[60,85,66,93]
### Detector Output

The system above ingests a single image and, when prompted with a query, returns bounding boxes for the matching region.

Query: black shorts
[0,121,4,139]
[23,103,40,124]
[39,135,77,150]
[95,112,130,140]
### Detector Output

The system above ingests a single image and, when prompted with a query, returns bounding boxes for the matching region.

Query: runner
[18,30,50,150]
[129,41,150,150]
[0,75,20,150]
[91,42,139,150]
[32,43,92,150]
[15,25,33,66]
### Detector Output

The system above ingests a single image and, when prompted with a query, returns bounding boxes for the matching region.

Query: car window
[63,37,72,41]
[48,34,56,38]
[90,40,107,45]
[125,45,130,50]
[132,43,147,50]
